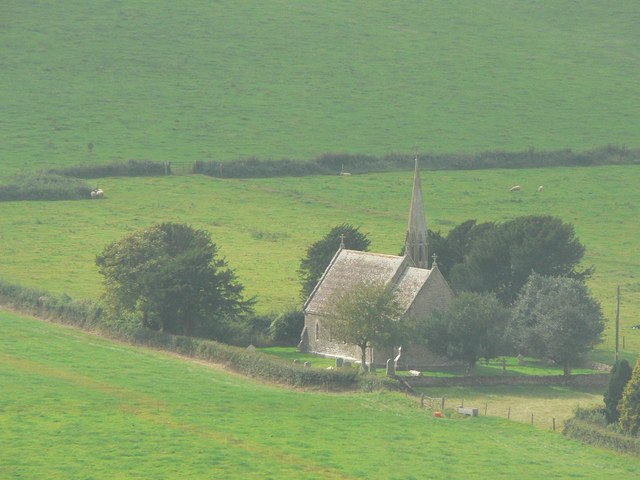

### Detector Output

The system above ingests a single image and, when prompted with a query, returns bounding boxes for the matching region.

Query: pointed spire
[339,234,345,250]
[404,154,429,269]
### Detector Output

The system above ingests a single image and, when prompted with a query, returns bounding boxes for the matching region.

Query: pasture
[0,165,638,355]
[2,309,639,479]
[2,1,640,176]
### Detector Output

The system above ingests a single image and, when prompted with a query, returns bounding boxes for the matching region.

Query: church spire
[404,154,429,269]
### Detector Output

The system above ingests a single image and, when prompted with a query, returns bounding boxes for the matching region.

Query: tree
[298,224,370,300]
[619,358,640,435]
[326,280,403,372]
[509,274,604,375]
[418,292,510,374]
[268,307,305,345]
[450,216,592,305]
[603,359,633,423]
[96,223,254,338]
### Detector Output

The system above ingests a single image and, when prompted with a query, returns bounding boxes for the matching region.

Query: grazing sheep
[537,185,544,192]
[91,188,104,199]
[509,185,521,192]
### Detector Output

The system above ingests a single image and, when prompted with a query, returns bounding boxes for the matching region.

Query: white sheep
[509,185,521,192]
[537,185,544,192]
[91,188,104,199]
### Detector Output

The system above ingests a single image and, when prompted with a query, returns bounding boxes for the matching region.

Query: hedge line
[563,409,640,456]
[193,145,639,178]
[0,279,359,390]
[0,172,92,201]
[48,159,170,178]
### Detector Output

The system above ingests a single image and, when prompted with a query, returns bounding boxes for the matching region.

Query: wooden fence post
[552,417,556,431]
[508,407,511,420]
[420,393,425,409]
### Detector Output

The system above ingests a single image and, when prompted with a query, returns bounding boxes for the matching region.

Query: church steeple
[404,155,429,269]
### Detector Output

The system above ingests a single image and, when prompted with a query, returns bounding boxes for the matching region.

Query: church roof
[304,249,432,315]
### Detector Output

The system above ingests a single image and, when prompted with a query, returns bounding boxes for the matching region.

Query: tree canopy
[418,292,510,374]
[509,274,604,375]
[618,358,640,436]
[298,224,370,300]
[326,280,403,372]
[430,216,592,305]
[603,359,633,424]
[96,222,254,338]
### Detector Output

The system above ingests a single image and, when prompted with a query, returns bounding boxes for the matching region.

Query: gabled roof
[304,249,433,315]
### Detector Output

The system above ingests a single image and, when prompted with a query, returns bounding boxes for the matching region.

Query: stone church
[298,159,454,368]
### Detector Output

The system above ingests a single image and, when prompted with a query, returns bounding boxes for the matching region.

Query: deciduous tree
[419,292,510,374]
[96,223,254,338]
[326,280,403,372]
[509,274,604,375]
[619,358,640,435]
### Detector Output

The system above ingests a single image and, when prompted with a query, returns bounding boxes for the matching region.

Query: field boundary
[400,373,609,388]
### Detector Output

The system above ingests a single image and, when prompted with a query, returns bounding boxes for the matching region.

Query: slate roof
[304,249,432,315]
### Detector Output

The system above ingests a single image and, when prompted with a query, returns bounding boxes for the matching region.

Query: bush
[0,172,92,201]
[564,408,640,456]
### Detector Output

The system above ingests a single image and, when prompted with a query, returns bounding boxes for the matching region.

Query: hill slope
[2,310,639,478]
[2,1,639,175]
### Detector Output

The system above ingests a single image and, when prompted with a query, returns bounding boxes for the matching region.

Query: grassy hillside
[2,1,639,176]
[2,310,638,479]
[0,165,638,354]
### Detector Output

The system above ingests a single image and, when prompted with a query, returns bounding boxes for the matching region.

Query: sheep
[537,185,544,192]
[91,188,104,199]
[509,185,521,192]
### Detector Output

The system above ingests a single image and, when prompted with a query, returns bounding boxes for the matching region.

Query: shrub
[564,408,640,456]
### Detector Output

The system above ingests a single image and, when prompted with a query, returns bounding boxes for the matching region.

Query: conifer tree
[603,359,632,423]
[618,358,640,435]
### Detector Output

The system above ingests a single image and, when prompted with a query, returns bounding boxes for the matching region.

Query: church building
[298,159,454,368]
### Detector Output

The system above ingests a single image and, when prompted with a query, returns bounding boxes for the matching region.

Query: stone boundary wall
[402,373,609,388]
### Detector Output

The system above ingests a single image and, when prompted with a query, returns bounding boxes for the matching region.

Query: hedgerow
[193,146,639,179]
[48,159,170,178]
[0,278,359,390]
[563,407,640,456]
[0,172,92,201]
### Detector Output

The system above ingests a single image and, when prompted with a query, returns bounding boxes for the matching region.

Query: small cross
[432,253,438,265]
[339,234,345,249]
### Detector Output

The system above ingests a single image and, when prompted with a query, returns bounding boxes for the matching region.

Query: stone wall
[401,373,609,388]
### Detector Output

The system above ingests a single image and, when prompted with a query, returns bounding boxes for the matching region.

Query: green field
[2,310,638,479]
[1,166,638,355]
[2,1,639,176]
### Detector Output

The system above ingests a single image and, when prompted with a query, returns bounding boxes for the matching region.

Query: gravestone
[304,361,311,368]
[246,344,256,352]
[386,358,395,376]
[336,358,344,368]
[343,361,352,369]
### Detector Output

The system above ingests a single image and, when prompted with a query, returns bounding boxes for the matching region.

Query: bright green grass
[2,1,639,176]
[2,310,639,479]
[0,165,638,355]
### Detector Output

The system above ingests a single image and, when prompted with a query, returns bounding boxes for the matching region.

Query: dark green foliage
[418,292,510,374]
[298,224,371,300]
[445,216,591,305]
[268,308,305,346]
[0,172,92,201]
[193,146,640,179]
[509,274,605,375]
[96,223,254,339]
[48,159,169,178]
[619,358,640,436]
[604,359,633,423]
[564,407,640,456]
